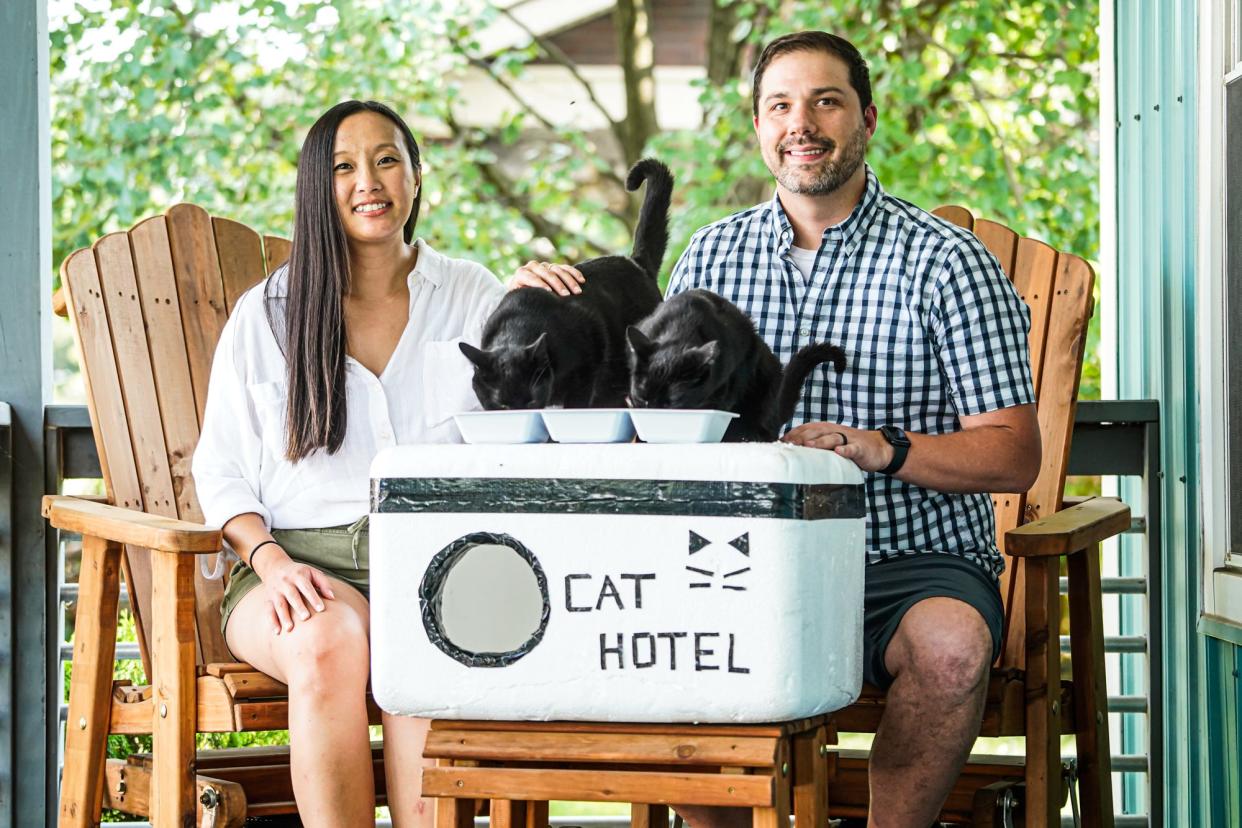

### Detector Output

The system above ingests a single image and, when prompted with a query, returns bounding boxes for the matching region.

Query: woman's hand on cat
[782,422,895,472]
[509,261,585,296]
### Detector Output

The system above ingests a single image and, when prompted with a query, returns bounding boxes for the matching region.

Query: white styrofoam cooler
[369,443,866,723]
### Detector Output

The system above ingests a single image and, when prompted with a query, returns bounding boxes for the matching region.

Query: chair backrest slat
[932,205,1092,671]
[1012,238,1059,399]
[932,205,974,230]
[263,236,292,276]
[63,244,156,671]
[974,219,1020,279]
[94,233,180,518]
[214,217,266,314]
[131,216,232,664]
[1025,254,1094,526]
[130,217,204,520]
[166,205,230,427]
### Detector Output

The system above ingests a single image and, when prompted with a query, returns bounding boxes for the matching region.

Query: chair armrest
[1004,497,1131,558]
[42,495,222,553]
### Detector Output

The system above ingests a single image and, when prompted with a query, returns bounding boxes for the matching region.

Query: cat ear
[527,332,551,361]
[458,341,492,368]
[626,326,655,359]
[692,340,721,365]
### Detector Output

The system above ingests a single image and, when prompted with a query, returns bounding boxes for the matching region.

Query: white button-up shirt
[192,240,505,531]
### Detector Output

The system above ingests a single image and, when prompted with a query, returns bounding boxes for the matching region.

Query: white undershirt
[787,245,818,285]
[192,239,505,531]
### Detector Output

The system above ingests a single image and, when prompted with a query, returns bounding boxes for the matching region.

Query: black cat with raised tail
[626,288,846,442]
[460,158,672,409]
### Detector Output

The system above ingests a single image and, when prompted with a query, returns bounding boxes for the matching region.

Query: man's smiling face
[753,48,877,198]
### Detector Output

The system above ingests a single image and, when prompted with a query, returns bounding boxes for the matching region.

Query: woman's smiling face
[332,110,420,245]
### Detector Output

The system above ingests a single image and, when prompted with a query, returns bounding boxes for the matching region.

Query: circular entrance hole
[419,532,549,667]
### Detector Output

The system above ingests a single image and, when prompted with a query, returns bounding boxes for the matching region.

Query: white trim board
[1196,0,1242,630]
[475,0,616,55]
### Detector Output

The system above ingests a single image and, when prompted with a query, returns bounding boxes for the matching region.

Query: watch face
[882,425,911,447]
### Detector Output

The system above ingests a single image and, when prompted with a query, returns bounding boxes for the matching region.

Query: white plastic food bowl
[630,409,740,444]
[453,411,549,444]
[541,408,636,443]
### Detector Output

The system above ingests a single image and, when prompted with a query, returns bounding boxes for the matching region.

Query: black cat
[626,288,846,442]
[460,158,672,409]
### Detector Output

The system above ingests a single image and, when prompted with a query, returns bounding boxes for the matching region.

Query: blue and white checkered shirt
[667,166,1034,579]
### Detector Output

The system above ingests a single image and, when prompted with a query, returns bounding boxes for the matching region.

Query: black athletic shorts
[862,553,1004,690]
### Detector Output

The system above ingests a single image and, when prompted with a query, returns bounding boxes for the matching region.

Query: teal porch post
[0,0,54,825]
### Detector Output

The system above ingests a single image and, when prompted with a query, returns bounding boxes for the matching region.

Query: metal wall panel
[1115,0,1242,825]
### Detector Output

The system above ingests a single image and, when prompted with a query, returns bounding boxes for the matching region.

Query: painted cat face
[626,326,720,409]
[460,335,555,410]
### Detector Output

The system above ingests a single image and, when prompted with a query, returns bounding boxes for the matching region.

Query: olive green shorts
[219,519,370,636]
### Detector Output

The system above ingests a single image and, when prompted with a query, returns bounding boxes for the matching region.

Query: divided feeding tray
[453,409,740,445]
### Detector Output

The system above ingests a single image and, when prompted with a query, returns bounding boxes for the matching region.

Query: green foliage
[52,0,1099,273]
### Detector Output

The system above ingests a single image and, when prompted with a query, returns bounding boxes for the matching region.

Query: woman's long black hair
[269,100,422,461]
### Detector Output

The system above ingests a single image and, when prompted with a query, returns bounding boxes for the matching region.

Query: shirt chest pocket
[421,338,484,431]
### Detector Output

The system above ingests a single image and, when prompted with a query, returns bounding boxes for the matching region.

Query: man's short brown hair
[751,31,872,117]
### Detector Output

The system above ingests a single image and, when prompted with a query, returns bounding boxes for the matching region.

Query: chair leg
[435,793,476,828]
[632,803,669,828]
[59,535,122,828]
[754,739,793,828]
[792,724,831,828]
[150,552,197,827]
[492,799,527,828]
[1023,557,1063,828]
[1068,544,1115,827]
[525,799,550,828]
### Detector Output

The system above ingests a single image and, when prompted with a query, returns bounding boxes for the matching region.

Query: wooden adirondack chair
[412,208,1129,828]
[823,206,1128,825]
[46,204,386,827]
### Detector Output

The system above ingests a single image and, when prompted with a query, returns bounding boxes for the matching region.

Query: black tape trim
[419,531,551,668]
[374,478,864,520]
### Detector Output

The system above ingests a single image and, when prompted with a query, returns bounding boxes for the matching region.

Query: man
[668,31,1041,828]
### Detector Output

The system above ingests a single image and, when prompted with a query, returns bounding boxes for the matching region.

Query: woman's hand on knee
[258,553,337,634]
[508,261,584,295]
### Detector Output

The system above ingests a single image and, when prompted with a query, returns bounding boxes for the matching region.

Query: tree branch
[444,109,609,259]
[962,76,1027,216]
[449,32,630,197]
[496,5,624,137]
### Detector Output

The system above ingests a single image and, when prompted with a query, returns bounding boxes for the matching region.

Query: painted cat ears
[459,333,550,369]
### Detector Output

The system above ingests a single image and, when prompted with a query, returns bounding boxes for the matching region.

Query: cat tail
[626,158,674,280]
[776,343,848,424]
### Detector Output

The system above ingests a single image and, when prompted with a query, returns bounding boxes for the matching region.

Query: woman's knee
[280,604,370,693]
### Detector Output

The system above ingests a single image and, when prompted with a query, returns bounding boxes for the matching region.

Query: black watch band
[878,425,910,475]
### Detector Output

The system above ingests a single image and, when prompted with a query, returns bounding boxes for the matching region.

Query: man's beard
[772,122,868,196]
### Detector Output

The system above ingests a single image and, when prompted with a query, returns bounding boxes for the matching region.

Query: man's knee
[885,597,993,698]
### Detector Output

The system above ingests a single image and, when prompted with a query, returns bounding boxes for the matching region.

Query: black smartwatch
[878,425,911,475]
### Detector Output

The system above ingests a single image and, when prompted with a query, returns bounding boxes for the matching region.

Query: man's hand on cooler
[781,422,895,473]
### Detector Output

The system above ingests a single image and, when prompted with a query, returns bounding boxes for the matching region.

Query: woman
[192,100,581,827]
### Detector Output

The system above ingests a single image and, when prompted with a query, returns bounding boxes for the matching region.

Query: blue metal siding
[1115,1,1242,825]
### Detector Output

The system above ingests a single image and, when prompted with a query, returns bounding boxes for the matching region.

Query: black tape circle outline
[419,531,551,668]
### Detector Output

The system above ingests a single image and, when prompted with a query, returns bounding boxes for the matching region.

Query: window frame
[1198,1,1242,634]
